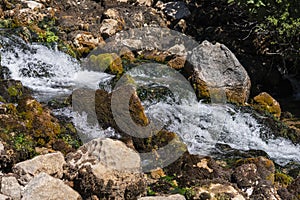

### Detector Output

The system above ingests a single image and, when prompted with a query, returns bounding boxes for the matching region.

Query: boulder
[0,194,10,200]
[192,183,245,200]
[65,138,146,199]
[0,176,22,200]
[100,19,123,38]
[185,41,251,104]
[253,92,281,118]
[0,80,31,103]
[22,172,81,200]
[87,53,123,76]
[13,152,65,184]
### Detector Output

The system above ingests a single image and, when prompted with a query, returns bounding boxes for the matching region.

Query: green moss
[89,53,123,75]
[7,86,22,97]
[13,133,36,157]
[275,171,293,186]
[0,96,6,103]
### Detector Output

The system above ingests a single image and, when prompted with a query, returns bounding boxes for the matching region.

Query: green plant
[38,28,59,43]
[228,0,299,62]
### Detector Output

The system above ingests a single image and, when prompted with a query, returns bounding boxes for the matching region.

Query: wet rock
[22,172,81,200]
[87,53,123,76]
[253,92,281,118]
[13,152,65,184]
[138,194,186,200]
[0,80,31,103]
[0,176,22,200]
[185,41,251,104]
[65,138,146,199]
[94,88,149,135]
[192,183,245,200]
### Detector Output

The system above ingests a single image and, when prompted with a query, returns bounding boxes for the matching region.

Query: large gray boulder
[185,40,251,104]
[22,172,81,200]
[65,138,146,199]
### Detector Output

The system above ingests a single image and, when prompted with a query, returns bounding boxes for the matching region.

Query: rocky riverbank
[0,0,300,199]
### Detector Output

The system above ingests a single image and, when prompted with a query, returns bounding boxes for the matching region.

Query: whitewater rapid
[1,35,300,166]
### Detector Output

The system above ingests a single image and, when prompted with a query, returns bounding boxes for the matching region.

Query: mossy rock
[253,92,281,119]
[275,171,293,187]
[88,53,123,76]
[235,156,275,183]
[0,80,31,103]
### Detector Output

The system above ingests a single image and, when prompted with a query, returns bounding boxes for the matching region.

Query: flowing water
[1,35,300,166]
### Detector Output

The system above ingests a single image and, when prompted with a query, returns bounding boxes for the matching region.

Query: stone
[0,194,10,200]
[185,40,251,104]
[65,138,146,199]
[253,92,281,118]
[193,183,245,200]
[167,56,186,70]
[232,163,259,189]
[100,19,122,38]
[138,194,186,200]
[0,80,31,103]
[22,172,81,200]
[137,0,154,7]
[156,1,191,20]
[13,152,65,183]
[1,176,22,200]
[66,138,140,172]
[87,53,123,76]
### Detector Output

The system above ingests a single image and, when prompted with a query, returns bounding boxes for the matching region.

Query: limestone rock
[253,92,281,118]
[1,176,22,200]
[193,183,245,200]
[65,138,146,199]
[22,172,81,200]
[0,194,10,200]
[137,0,154,7]
[185,40,251,104]
[138,194,186,200]
[13,152,65,183]
[100,19,122,38]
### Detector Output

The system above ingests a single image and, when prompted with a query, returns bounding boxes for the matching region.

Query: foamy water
[1,35,300,166]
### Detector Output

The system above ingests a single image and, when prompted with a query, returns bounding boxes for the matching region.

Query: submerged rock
[185,41,251,104]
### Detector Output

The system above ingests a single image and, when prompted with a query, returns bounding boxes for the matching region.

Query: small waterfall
[0,35,112,102]
[146,101,300,165]
[1,35,299,166]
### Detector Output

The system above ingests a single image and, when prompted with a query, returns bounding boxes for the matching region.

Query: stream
[1,35,300,166]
